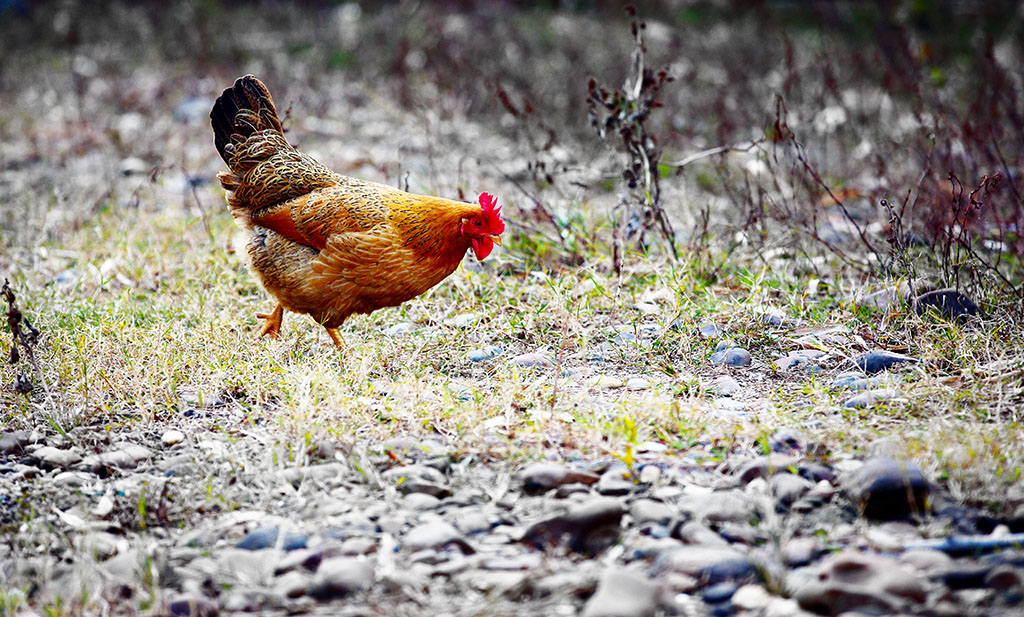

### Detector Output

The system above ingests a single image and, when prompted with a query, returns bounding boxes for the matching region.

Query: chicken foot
[256,304,284,339]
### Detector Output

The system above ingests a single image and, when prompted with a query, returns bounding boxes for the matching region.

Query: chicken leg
[325,327,346,349]
[257,304,284,339]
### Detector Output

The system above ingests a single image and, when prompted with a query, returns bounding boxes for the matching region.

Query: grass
[4,186,1023,513]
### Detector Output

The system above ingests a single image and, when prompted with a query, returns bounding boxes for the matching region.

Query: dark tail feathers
[210,75,284,166]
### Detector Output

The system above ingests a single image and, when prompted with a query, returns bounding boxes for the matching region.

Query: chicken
[210,75,505,347]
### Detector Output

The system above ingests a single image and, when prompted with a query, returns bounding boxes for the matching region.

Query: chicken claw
[256,304,284,339]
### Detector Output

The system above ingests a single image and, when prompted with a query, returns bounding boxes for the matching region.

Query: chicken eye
[474,220,482,227]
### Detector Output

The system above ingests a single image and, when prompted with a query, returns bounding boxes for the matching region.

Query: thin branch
[662,140,763,168]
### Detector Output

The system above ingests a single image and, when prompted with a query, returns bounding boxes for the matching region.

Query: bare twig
[662,140,763,169]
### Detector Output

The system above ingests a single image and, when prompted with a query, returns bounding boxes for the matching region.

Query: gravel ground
[4,349,1024,617]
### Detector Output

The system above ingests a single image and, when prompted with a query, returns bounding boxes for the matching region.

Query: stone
[844,388,901,408]
[274,570,311,598]
[682,490,756,523]
[162,430,186,446]
[698,322,724,338]
[588,375,624,389]
[776,350,826,370]
[52,471,94,487]
[236,527,308,551]
[626,377,651,391]
[0,430,30,455]
[580,568,658,617]
[702,581,738,604]
[709,375,741,397]
[851,350,917,374]
[673,521,728,547]
[791,551,927,615]
[630,499,675,526]
[168,595,218,617]
[844,457,929,520]
[81,445,152,471]
[915,288,980,321]
[732,584,773,610]
[383,322,416,336]
[781,537,818,567]
[511,352,554,368]
[710,345,751,367]
[522,496,624,554]
[401,493,440,510]
[467,346,503,362]
[381,464,451,498]
[404,520,465,552]
[899,548,953,574]
[771,474,813,507]
[307,557,374,599]
[768,428,807,453]
[32,446,82,468]
[735,454,801,484]
[519,463,599,495]
[596,467,635,496]
[985,564,1024,591]
[656,545,758,585]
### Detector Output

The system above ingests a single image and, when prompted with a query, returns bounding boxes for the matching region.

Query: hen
[210,76,505,347]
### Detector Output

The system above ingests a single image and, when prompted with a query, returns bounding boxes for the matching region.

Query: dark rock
[580,568,658,617]
[941,563,994,590]
[236,526,308,551]
[915,288,980,321]
[307,557,374,600]
[985,564,1024,591]
[797,462,835,484]
[768,428,806,453]
[519,463,599,495]
[735,454,800,484]
[168,595,218,617]
[702,581,738,604]
[710,345,751,367]
[851,350,917,374]
[522,496,624,555]
[596,468,636,496]
[844,457,929,520]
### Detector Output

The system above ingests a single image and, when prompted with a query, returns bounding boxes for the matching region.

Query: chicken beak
[488,234,502,247]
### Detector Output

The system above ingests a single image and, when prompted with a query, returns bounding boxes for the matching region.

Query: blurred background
[2,0,1022,302]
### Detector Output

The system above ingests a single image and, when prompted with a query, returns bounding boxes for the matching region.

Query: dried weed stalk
[587,5,677,274]
[3,279,42,396]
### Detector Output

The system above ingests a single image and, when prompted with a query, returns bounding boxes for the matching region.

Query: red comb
[479,192,499,214]
[478,192,505,234]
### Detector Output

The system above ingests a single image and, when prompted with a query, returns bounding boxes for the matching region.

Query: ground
[2,2,1024,616]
